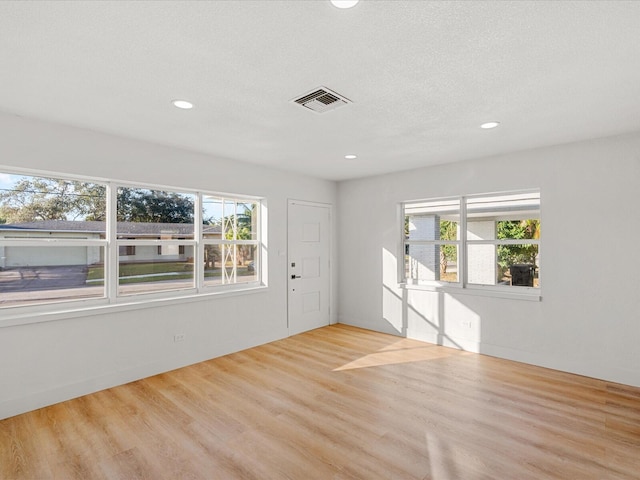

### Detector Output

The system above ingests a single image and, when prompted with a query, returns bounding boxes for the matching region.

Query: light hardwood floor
[1,324,639,479]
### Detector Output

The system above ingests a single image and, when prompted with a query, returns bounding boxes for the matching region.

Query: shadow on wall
[382,284,465,350]
[382,248,481,350]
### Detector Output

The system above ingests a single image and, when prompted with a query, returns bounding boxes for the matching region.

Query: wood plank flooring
[1,324,639,479]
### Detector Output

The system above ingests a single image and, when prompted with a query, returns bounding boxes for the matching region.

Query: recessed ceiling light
[172,100,193,109]
[345,154,357,160]
[331,0,359,9]
[480,121,500,129]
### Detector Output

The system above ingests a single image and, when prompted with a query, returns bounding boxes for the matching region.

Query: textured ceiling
[1,1,639,181]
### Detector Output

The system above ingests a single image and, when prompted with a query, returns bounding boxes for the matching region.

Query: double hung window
[403,190,540,293]
[202,196,260,287]
[0,173,107,307]
[404,198,461,284]
[116,187,196,296]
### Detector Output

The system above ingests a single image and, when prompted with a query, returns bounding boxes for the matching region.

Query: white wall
[0,112,338,419]
[338,132,640,388]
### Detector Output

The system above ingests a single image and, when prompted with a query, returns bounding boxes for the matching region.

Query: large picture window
[0,170,263,311]
[403,190,540,293]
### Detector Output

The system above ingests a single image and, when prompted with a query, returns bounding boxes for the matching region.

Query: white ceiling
[1,1,640,181]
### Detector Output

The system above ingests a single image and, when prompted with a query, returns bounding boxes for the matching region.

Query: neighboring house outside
[0,221,221,269]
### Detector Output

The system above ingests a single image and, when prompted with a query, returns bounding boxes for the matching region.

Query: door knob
[291,275,301,279]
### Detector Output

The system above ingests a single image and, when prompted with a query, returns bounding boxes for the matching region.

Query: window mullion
[466,239,540,246]
[460,195,468,288]
[405,240,459,246]
[0,239,107,247]
[115,239,196,247]
[399,203,406,283]
[107,182,118,302]
[194,193,203,291]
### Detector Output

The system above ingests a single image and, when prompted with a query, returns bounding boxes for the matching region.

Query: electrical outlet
[461,320,472,329]
[174,333,186,342]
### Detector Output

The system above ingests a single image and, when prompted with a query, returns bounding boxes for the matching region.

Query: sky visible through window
[0,174,25,193]
[203,198,224,225]
[0,173,246,226]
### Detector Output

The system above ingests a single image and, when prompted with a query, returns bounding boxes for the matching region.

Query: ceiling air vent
[292,86,351,114]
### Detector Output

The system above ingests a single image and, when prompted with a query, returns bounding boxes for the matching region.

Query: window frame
[201,196,261,290]
[403,197,462,287]
[113,185,198,299]
[0,168,265,316]
[401,189,541,300]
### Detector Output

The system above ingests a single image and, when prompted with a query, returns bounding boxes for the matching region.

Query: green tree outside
[117,188,193,223]
[497,219,540,280]
[0,177,106,223]
[439,220,457,275]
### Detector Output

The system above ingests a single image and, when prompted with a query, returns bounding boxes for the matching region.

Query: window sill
[0,284,268,329]
[400,282,541,302]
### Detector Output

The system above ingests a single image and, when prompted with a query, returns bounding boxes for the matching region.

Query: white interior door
[288,200,330,336]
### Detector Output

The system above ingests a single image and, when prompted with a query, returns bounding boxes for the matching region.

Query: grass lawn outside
[87,262,252,285]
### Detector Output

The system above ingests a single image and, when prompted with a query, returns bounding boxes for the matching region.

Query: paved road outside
[0,265,89,292]
[0,265,260,307]
[0,265,103,307]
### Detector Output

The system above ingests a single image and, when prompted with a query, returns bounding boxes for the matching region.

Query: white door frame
[287,199,332,335]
